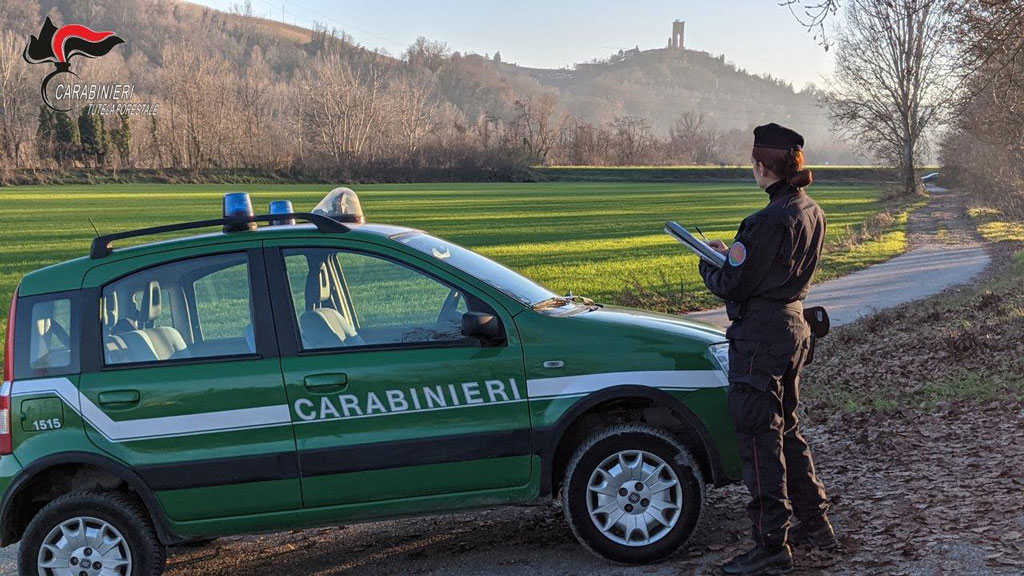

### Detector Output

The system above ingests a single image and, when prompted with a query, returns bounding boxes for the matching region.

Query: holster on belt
[802,306,830,365]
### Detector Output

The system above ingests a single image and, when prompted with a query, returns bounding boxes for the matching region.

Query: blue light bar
[223,192,256,232]
[268,200,296,226]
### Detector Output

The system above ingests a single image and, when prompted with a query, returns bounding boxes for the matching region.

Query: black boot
[721,544,793,575]
[789,519,838,550]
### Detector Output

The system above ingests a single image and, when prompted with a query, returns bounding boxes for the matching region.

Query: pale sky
[192,0,835,89]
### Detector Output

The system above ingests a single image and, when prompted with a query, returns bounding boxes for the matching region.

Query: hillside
[0,0,857,183]
[509,47,829,138]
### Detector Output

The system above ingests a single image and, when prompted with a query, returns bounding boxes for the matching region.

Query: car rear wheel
[562,424,705,564]
[20,490,166,576]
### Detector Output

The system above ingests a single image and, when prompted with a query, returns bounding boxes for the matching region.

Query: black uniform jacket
[698,180,826,344]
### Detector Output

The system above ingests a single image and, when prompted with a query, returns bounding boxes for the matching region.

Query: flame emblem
[23,17,125,111]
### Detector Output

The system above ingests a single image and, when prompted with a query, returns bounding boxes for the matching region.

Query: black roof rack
[90,212,349,259]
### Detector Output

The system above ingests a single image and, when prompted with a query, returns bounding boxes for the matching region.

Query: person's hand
[708,239,729,255]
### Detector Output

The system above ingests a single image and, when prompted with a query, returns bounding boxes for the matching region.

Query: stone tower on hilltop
[668,19,685,49]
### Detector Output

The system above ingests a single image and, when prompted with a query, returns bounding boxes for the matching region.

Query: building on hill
[668,20,685,49]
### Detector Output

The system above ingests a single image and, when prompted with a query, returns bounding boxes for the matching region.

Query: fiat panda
[0,189,739,574]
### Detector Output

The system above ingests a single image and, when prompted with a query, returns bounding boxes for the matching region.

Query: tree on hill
[403,36,451,72]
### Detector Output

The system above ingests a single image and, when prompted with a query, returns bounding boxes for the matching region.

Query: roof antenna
[88,218,100,237]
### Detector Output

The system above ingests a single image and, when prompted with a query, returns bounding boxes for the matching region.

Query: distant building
[668,20,685,49]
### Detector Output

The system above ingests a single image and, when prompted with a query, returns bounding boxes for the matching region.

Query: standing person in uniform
[698,124,837,575]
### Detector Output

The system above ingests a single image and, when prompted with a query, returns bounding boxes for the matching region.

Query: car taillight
[0,387,10,455]
[2,289,16,455]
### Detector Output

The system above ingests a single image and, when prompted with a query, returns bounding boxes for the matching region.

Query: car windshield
[397,233,557,306]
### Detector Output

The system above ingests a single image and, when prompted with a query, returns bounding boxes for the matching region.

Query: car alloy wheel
[586,449,682,546]
[37,516,132,576]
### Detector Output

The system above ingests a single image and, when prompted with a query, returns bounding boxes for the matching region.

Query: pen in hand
[695,225,729,255]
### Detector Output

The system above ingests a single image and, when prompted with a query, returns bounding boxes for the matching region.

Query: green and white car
[0,189,740,574]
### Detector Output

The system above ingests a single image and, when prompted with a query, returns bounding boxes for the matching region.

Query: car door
[265,239,532,508]
[79,244,301,521]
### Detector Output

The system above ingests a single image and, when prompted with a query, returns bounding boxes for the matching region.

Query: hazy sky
[193,0,835,89]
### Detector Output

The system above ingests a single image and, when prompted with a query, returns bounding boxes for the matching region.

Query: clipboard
[664,221,726,268]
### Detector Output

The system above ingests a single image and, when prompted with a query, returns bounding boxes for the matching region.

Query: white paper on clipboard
[664,221,727,268]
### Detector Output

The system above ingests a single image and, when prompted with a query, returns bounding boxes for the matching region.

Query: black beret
[753,123,804,150]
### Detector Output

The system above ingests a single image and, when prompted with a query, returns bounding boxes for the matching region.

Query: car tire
[19,489,166,576]
[562,424,705,564]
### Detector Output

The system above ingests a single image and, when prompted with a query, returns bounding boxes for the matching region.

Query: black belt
[744,298,803,314]
[727,298,803,321]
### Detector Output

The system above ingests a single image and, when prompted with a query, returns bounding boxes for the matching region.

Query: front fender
[531,384,735,498]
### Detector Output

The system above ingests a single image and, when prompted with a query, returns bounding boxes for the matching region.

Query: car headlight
[708,342,729,374]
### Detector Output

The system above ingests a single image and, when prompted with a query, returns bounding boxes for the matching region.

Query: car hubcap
[37,517,132,576]
[586,449,682,546]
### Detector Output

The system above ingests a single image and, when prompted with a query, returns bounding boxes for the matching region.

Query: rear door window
[101,253,257,366]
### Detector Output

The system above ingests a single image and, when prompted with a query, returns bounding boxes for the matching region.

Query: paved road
[685,243,991,328]
[685,186,990,328]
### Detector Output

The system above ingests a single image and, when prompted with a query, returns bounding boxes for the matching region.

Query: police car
[1,188,740,574]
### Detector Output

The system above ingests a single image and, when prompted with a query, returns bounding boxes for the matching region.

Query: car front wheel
[20,490,166,576]
[562,424,705,564]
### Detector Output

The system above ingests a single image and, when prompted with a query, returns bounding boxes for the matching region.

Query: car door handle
[303,373,348,391]
[97,390,141,407]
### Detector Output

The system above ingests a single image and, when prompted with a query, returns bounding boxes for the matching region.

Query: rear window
[14,291,80,379]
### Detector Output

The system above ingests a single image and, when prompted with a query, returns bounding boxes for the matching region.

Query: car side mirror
[462,311,503,344]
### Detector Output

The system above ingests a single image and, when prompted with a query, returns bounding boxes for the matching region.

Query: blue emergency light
[223,192,257,232]
[268,200,296,226]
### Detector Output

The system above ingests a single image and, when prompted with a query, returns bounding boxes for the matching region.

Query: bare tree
[403,37,451,73]
[610,116,654,165]
[239,47,272,168]
[668,112,722,165]
[825,0,956,195]
[558,118,612,166]
[297,50,387,167]
[390,69,440,162]
[0,31,32,169]
[781,0,841,48]
[942,1,1024,217]
[507,93,567,164]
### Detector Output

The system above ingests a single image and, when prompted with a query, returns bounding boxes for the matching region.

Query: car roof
[18,222,423,297]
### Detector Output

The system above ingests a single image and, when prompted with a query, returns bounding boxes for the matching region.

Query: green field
[1,181,904,365]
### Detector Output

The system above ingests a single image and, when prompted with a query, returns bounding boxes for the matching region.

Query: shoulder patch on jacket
[728,242,747,267]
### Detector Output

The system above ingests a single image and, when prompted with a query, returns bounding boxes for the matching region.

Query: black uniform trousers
[726,310,829,551]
